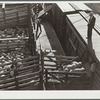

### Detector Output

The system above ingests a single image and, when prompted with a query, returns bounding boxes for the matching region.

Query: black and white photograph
[0,1,100,92]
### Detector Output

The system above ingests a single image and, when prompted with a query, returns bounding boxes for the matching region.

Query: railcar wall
[48,4,88,62]
[48,4,100,90]
[48,4,66,51]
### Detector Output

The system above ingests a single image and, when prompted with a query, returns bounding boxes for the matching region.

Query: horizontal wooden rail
[44,55,79,59]
[44,59,73,62]
[0,81,15,89]
[0,46,25,50]
[0,62,39,79]
[2,85,16,90]
[17,70,41,79]
[44,64,57,67]
[17,60,39,67]
[0,77,15,84]
[5,5,28,12]
[0,56,39,69]
[18,64,39,71]
[48,70,68,74]
[48,70,86,75]
[0,42,25,46]
[19,80,39,89]
[19,75,39,84]
[0,71,9,76]
[0,69,41,90]
[18,69,34,75]
[0,37,29,41]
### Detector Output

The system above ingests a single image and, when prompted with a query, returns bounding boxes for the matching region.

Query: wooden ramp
[35,21,65,56]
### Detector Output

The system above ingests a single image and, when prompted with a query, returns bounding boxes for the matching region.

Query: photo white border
[0,91,100,99]
[0,1,100,99]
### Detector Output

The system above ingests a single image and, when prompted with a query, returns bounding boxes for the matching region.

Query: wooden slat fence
[0,37,29,52]
[0,56,42,90]
[43,55,90,90]
[0,4,29,29]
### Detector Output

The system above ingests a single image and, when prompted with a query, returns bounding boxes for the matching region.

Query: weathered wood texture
[0,4,29,29]
[44,55,90,90]
[48,3,100,90]
[0,56,41,90]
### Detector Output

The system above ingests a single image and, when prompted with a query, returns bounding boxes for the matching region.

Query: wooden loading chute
[39,49,90,90]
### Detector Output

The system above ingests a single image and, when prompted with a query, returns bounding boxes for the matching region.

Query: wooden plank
[44,59,73,63]
[44,55,78,59]
[18,64,39,72]
[38,5,54,18]
[19,75,39,84]
[17,70,41,79]
[18,69,33,75]
[68,71,86,75]
[69,38,77,52]
[44,64,57,67]
[5,5,28,11]
[48,70,68,74]
[18,80,39,88]
[93,74,100,89]
[18,60,39,67]
[6,16,18,19]
[0,46,25,50]
[0,56,39,69]
[0,42,25,46]
[0,37,29,41]
[0,82,15,89]
[0,77,15,84]
[0,23,28,29]
[0,44,25,48]
[0,71,9,76]
[2,85,16,90]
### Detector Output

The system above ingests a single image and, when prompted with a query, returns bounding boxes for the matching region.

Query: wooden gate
[40,50,91,90]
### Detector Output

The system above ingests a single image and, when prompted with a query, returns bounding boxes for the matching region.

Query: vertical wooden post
[14,69,19,90]
[15,76,19,90]
[76,39,78,56]
[16,12,19,24]
[39,49,44,90]
[28,4,36,56]
[40,49,44,90]
[45,69,48,89]
[2,3,6,24]
[65,73,68,83]
[2,9,6,24]
[39,70,42,90]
